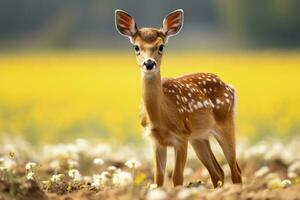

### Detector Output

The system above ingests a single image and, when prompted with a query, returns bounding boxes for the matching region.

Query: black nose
[143,59,156,70]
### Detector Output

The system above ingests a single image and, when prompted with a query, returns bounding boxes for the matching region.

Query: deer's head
[115,9,184,76]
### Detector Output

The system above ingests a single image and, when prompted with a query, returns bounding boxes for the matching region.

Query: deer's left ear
[161,9,184,38]
[115,9,138,43]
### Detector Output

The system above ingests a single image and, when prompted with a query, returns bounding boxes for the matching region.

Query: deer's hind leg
[213,117,242,184]
[190,139,224,188]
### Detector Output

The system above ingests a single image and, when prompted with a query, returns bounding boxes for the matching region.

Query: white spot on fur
[216,98,222,104]
[197,101,203,108]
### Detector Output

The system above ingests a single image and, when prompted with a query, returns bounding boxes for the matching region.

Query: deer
[115,9,242,187]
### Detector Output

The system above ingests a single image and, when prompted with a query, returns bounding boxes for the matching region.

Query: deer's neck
[141,71,164,126]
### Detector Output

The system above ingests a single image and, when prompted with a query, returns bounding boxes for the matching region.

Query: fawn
[115,9,242,187]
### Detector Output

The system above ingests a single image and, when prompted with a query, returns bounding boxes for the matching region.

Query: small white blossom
[177,188,202,200]
[125,160,141,169]
[108,166,117,172]
[50,174,65,182]
[288,160,300,178]
[91,175,102,189]
[99,171,111,186]
[26,172,35,180]
[281,179,292,188]
[265,173,280,182]
[3,159,16,172]
[149,184,158,190]
[93,158,104,166]
[255,166,270,177]
[113,171,133,187]
[91,180,101,189]
[26,162,37,171]
[146,188,168,200]
[68,169,82,182]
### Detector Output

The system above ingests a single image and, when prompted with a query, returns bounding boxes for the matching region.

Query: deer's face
[115,9,184,75]
[132,28,165,73]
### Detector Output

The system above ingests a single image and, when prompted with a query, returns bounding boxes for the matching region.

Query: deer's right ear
[115,9,137,42]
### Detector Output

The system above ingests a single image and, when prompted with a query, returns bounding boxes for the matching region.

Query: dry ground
[1,137,300,200]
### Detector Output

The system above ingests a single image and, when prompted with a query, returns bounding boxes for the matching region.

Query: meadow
[0,51,300,199]
[0,51,299,144]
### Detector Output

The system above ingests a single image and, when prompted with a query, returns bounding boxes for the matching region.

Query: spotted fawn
[115,9,242,187]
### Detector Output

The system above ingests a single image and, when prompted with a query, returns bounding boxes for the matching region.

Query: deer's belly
[145,127,181,147]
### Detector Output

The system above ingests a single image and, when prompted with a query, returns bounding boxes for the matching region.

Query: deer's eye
[158,44,164,52]
[134,45,140,52]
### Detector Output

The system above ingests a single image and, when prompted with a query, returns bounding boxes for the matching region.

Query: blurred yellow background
[0,51,299,144]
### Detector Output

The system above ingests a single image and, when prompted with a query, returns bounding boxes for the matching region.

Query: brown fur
[115,9,242,187]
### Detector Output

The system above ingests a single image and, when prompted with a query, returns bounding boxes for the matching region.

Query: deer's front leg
[153,143,167,186]
[173,141,188,186]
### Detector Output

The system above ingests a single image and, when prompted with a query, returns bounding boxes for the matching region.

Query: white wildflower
[265,173,280,181]
[26,172,35,180]
[91,174,101,189]
[99,171,111,186]
[287,160,300,178]
[26,162,37,171]
[3,159,16,172]
[108,166,117,172]
[177,188,202,200]
[91,180,101,189]
[50,174,65,183]
[146,188,168,200]
[68,169,82,182]
[113,171,133,187]
[93,158,104,166]
[149,184,158,190]
[255,166,270,177]
[281,179,292,188]
[125,160,141,169]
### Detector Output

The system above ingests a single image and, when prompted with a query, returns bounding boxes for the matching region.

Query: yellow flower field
[0,51,299,144]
